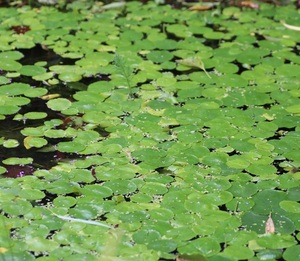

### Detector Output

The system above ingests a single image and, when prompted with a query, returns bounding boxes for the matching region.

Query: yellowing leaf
[41,93,61,100]
[176,55,211,78]
[262,113,275,121]
[0,247,8,253]
[265,213,275,234]
[24,136,33,149]
[143,106,165,116]
[189,5,214,11]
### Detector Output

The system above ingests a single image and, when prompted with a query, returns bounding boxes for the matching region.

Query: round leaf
[56,141,86,153]
[47,98,72,111]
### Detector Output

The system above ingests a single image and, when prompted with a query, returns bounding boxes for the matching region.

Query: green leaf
[26,237,59,252]
[19,65,46,76]
[0,83,31,95]
[148,239,177,253]
[23,112,47,120]
[283,245,300,261]
[147,50,173,63]
[59,72,82,82]
[178,237,220,257]
[56,141,86,153]
[280,200,300,213]
[3,139,19,148]
[256,234,297,249]
[24,136,48,149]
[252,190,287,214]
[1,200,32,215]
[222,245,254,260]
[47,98,72,111]
[103,180,137,195]
[286,104,300,115]
[2,157,33,165]
[18,189,45,200]
[226,158,250,169]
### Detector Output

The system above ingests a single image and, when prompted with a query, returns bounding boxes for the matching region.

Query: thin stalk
[50,210,112,228]
[114,54,134,98]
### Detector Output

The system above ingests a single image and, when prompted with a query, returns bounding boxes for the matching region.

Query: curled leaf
[176,55,211,78]
[41,93,61,100]
[24,136,33,149]
[265,213,275,234]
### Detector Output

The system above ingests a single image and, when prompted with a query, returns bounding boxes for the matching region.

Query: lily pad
[19,65,46,76]
[47,98,72,111]
[2,157,33,165]
[177,237,220,257]
[280,200,300,214]
[56,141,86,153]
[24,136,48,149]
[3,139,19,148]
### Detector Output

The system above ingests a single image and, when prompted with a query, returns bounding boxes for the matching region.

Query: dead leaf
[239,1,260,10]
[189,5,214,11]
[265,213,275,234]
[176,55,211,78]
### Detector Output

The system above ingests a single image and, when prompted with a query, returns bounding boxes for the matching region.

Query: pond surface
[0,2,300,260]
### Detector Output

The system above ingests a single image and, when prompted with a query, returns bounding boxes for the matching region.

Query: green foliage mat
[0,2,300,260]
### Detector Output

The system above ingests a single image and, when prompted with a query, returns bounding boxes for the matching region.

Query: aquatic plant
[114,53,135,98]
[0,1,299,260]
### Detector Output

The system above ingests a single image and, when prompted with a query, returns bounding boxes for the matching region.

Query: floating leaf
[24,136,48,149]
[1,199,32,215]
[56,141,86,153]
[222,245,254,260]
[58,72,82,82]
[255,234,297,249]
[3,139,19,148]
[283,245,300,261]
[2,157,33,165]
[286,105,300,115]
[19,65,46,76]
[47,98,72,111]
[23,112,47,120]
[280,200,300,213]
[177,237,220,257]
[0,83,31,95]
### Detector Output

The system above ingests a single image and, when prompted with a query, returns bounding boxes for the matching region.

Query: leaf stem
[50,211,112,228]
